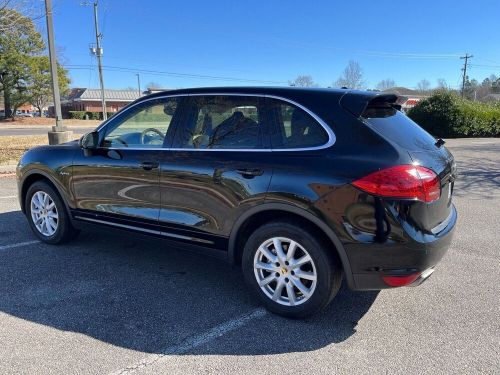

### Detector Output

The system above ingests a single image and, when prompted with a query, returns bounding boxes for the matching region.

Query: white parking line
[110,308,267,375]
[0,195,17,199]
[0,240,40,252]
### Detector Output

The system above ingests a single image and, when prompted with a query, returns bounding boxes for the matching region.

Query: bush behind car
[407,91,500,137]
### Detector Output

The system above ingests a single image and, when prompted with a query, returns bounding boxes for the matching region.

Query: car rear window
[362,105,437,151]
[268,99,329,149]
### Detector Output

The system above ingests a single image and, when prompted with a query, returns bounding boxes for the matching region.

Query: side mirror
[79,131,99,149]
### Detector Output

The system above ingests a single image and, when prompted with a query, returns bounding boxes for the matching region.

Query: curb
[0,165,16,177]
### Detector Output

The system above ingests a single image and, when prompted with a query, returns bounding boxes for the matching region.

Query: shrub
[68,111,86,120]
[89,112,101,120]
[92,112,118,120]
[407,91,500,137]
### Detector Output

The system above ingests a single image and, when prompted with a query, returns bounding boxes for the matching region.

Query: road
[0,138,498,375]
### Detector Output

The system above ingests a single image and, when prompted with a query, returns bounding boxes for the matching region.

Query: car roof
[145,86,381,99]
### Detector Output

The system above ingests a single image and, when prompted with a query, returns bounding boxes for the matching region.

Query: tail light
[352,165,441,203]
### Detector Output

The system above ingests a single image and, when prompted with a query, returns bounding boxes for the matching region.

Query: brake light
[352,165,440,203]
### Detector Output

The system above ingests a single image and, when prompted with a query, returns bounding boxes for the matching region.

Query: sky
[34,0,500,90]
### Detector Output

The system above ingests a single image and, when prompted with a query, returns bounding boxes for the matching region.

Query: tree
[417,79,431,94]
[334,60,365,89]
[27,56,70,116]
[288,75,317,87]
[463,76,479,100]
[0,1,44,33]
[146,81,162,89]
[490,75,500,94]
[376,78,396,91]
[0,7,44,118]
[436,78,450,90]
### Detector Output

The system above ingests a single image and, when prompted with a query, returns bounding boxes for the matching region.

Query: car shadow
[0,210,378,355]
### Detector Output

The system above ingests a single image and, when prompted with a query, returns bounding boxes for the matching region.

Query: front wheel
[242,221,342,318]
[25,181,78,244]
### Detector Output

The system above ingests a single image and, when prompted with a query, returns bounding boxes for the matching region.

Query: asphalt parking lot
[0,138,499,375]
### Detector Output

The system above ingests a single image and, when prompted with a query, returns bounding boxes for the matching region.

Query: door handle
[236,168,264,177]
[140,161,159,171]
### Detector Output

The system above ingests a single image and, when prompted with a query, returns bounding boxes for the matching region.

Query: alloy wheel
[253,237,317,306]
[30,191,59,237]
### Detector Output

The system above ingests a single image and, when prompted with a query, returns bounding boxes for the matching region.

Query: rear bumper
[348,204,457,291]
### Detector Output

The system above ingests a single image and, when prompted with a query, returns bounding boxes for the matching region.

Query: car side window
[172,96,264,149]
[102,98,180,148]
[268,99,329,149]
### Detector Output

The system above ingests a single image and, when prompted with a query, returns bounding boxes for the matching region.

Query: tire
[242,220,342,318]
[25,181,78,244]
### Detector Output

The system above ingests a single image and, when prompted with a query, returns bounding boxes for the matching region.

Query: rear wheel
[242,221,342,318]
[25,181,78,244]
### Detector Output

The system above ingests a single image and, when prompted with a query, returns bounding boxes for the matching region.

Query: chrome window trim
[96,92,336,152]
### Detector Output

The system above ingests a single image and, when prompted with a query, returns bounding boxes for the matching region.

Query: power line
[263,37,463,60]
[65,64,288,85]
[469,64,500,69]
[460,53,473,98]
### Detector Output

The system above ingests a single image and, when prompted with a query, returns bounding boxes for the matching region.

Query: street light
[136,73,141,97]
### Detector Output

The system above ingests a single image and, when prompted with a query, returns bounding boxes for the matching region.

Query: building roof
[65,88,142,102]
[383,87,429,98]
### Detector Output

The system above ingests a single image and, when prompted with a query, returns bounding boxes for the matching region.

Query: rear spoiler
[339,91,405,117]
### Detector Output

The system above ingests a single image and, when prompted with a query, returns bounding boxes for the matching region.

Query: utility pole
[136,73,141,97]
[460,53,473,98]
[44,0,72,145]
[85,1,107,120]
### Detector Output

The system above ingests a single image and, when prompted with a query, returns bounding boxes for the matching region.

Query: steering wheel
[140,128,165,145]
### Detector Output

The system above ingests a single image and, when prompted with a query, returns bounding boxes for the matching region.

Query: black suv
[17,87,457,318]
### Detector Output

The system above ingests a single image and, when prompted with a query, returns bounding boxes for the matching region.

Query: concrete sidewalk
[0,123,95,137]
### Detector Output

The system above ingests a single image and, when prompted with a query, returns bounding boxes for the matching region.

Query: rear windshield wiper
[435,138,445,148]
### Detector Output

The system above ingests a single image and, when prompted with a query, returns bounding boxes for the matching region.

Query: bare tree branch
[0,0,45,32]
[417,79,431,94]
[376,78,396,91]
[288,75,318,87]
[334,60,365,89]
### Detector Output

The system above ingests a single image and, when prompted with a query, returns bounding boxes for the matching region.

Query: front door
[72,97,185,229]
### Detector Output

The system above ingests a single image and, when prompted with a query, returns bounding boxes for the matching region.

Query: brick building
[59,88,142,118]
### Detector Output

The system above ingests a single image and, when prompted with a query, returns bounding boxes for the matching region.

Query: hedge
[68,111,116,120]
[407,91,500,137]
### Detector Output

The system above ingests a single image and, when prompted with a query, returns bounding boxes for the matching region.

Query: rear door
[157,94,273,249]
